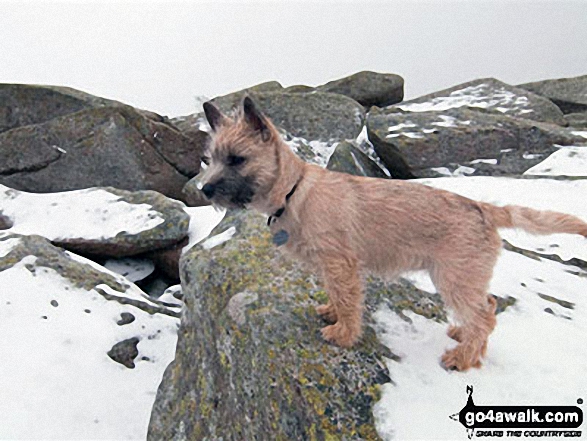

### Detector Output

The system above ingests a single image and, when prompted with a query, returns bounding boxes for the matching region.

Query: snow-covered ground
[1,143,586,439]
[0,198,225,440]
[374,158,587,439]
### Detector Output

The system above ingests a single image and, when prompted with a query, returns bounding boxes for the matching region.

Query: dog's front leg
[318,254,364,348]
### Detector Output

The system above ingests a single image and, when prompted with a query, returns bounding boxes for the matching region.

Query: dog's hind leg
[318,254,364,348]
[431,256,498,371]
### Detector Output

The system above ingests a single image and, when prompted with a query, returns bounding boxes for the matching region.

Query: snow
[183,205,227,252]
[0,185,164,241]
[524,146,587,177]
[0,188,227,440]
[0,257,179,440]
[103,258,155,283]
[373,173,587,440]
[0,236,20,258]
[202,226,237,249]
[396,83,533,115]
[470,158,498,165]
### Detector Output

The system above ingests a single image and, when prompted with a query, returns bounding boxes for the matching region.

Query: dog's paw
[315,304,338,323]
[441,346,482,371]
[321,323,359,348]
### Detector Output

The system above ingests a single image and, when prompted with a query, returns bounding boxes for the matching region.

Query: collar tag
[272,229,290,246]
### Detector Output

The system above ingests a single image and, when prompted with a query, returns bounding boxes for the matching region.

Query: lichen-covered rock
[327,141,388,178]
[367,106,584,178]
[317,71,404,109]
[518,75,587,114]
[0,105,204,201]
[148,209,454,440]
[1,185,190,258]
[393,78,567,126]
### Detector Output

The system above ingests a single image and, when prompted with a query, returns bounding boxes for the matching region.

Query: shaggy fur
[199,97,587,371]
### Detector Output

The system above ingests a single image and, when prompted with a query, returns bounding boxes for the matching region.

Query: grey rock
[565,112,587,129]
[367,106,584,178]
[283,84,315,93]
[54,187,190,258]
[518,75,587,114]
[209,81,284,111]
[317,71,404,109]
[327,141,388,178]
[394,78,567,126]
[0,233,179,318]
[213,91,366,142]
[148,210,451,441]
[117,312,136,326]
[0,211,12,230]
[107,337,140,369]
[0,104,204,202]
[182,177,212,207]
[0,83,123,134]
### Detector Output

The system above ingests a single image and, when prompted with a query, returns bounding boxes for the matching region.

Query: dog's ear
[203,101,227,132]
[242,96,271,142]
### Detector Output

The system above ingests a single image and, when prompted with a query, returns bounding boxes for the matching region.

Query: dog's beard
[208,176,256,210]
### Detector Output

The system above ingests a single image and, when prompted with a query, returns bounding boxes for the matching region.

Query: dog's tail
[480,202,587,237]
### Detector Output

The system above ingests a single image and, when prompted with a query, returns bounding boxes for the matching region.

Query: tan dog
[198,97,587,371]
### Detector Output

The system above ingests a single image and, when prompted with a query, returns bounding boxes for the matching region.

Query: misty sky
[1,1,586,117]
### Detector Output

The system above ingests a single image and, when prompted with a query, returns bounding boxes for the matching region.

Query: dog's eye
[227,155,246,166]
[201,155,211,166]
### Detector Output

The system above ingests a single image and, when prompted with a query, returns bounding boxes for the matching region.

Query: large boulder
[148,210,450,440]
[0,84,122,134]
[0,105,205,201]
[0,184,190,257]
[393,78,567,126]
[317,71,404,109]
[175,90,365,143]
[518,75,587,114]
[367,106,585,178]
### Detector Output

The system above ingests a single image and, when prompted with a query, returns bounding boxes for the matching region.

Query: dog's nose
[201,183,215,199]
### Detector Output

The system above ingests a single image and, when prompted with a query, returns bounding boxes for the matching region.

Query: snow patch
[0,185,164,241]
[524,146,587,177]
[0,259,179,440]
[397,84,532,114]
[202,226,237,249]
[183,205,226,253]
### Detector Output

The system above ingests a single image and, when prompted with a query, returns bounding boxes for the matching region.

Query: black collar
[267,181,299,226]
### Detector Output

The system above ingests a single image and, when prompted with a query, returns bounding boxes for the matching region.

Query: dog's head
[197,97,281,210]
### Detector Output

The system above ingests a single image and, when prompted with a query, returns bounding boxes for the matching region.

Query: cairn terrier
[198,96,587,371]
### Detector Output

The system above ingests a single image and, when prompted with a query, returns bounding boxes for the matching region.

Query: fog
[1,0,586,116]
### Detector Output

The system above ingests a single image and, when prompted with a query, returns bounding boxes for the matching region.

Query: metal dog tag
[272,229,289,246]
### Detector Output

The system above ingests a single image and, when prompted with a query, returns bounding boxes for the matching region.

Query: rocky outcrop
[565,112,587,129]
[175,90,365,143]
[0,85,206,202]
[0,185,190,258]
[393,78,567,126]
[0,233,179,317]
[148,210,452,440]
[518,75,587,114]
[0,83,123,133]
[327,141,388,178]
[317,71,404,109]
[367,106,584,178]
